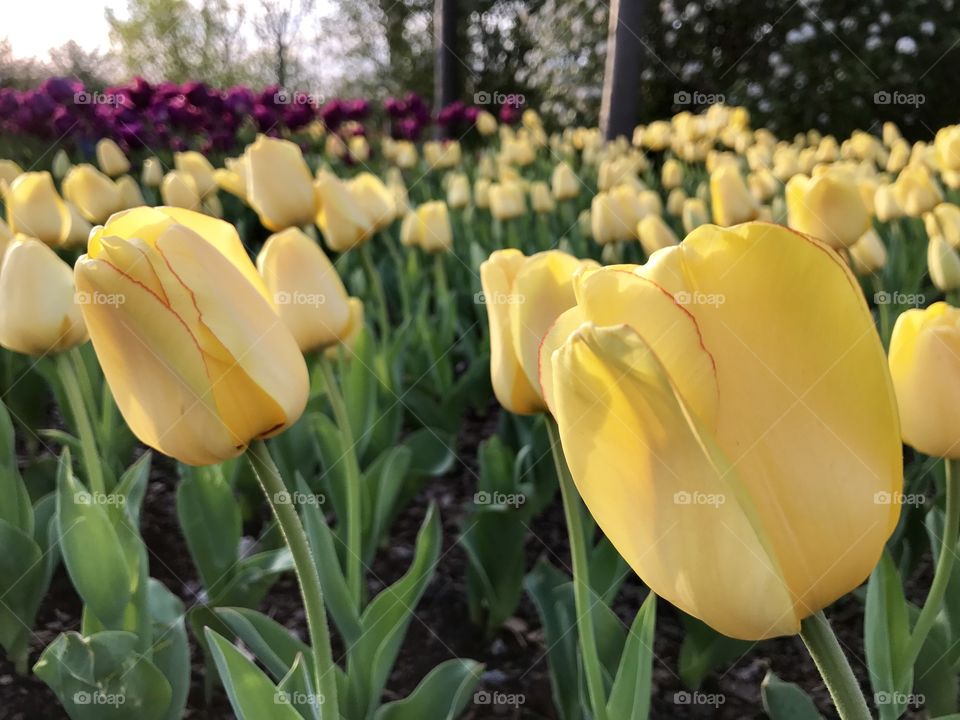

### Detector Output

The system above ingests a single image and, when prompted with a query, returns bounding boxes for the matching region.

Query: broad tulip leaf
[864,551,913,720]
[0,398,32,533]
[363,444,412,560]
[761,671,823,719]
[56,451,132,627]
[0,519,48,664]
[205,628,303,720]
[606,593,657,720]
[216,607,312,681]
[113,452,153,527]
[678,614,752,689]
[340,327,377,456]
[276,653,322,720]
[914,610,958,716]
[373,659,483,720]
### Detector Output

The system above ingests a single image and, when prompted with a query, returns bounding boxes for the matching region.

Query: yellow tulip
[894,165,943,217]
[551,162,580,201]
[348,172,397,231]
[480,249,592,414]
[489,181,526,221]
[323,298,365,360]
[883,122,902,147]
[636,214,679,256]
[95,138,130,177]
[245,135,317,231]
[394,141,418,169]
[142,157,164,188]
[2,171,70,246]
[681,197,710,233]
[424,141,461,170]
[848,229,887,274]
[661,159,684,189]
[62,164,126,224]
[874,183,904,222]
[214,157,249,201]
[175,151,217,198]
[446,174,471,209]
[543,222,901,639]
[476,110,498,136]
[160,171,202,211]
[0,236,87,355]
[709,165,759,226]
[590,187,638,245]
[935,125,960,172]
[385,168,410,215]
[474,178,492,209]
[784,171,870,248]
[75,207,308,466]
[61,203,93,249]
[886,140,910,174]
[257,227,354,352]
[666,188,687,217]
[0,160,23,186]
[314,170,374,251]
[115,175,145,210]
[402,201,453,253]
[889,303,960,458]
[925,203,960,248]
[349,136,371,162]
[928,234,960,291]
[530,181,556,214]
[52,149,72,180]
[325,134,347,159]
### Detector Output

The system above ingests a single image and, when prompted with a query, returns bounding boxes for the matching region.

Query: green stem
[546,418,608,720]
[359,242,391,345]
[55,351,105,495]
[799,611,871,720]
[247,440,340,719]
[319,357,364,608]
[906,457,960,664]
[381,231,411,318]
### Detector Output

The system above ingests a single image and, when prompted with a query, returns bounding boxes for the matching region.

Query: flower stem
[319,357,364,608]
[799,611,871,720]
[906,457,960,664]
[359,242,391,345]
[55,351,105,495]
[546,417,608,720]
[247,440,340,719]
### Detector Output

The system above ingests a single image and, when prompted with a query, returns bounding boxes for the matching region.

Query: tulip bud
[245,135,317,231]
[175,151,217,198]
[349,135,371,162]
[474,178,491,209]
[446,173,471,209]
[115,175,145,210]
[62,203,93,249]
[882,122,902,147]
[62,165,126,225]
[0,160,23,186]
[2,171,70,246]
[666,188,687,217]
[637,214,679,256]
[142,157,164,188]
[591,186,639,245]
[325,134,347,159]
[530,181,556,214]
[424,141,461,170]
[0,236,87,355]
[935,125,960,172]
[551,162,580,201]
[161,171,202,211]
[315,170,374,251]
[848,229,887,274]
[874,183,904,222]
[889,302,960,457]
[257,227,355,353]
[96,138,130,177]
[348,172,397,231]
[52,149,72,180]
[925,203,960,249]
[894,165,943,217]
[661,159,684,190]
[393,141,418,169]
[928,233,960,291]
[76,207,308,466]
[324,298,365,360]
[709,165,759,226]
[681,198,710,233]
[489,181,526,221]
[784,171,870,248]
[475,110,498,136]
[416,201,453,252]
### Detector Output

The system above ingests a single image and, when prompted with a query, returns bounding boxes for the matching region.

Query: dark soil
[0,403,933,720]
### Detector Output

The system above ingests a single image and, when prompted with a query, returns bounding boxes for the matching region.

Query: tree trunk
[600,0,644,140]
[433,0,458,137]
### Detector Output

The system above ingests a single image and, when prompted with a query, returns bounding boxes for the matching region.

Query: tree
[254,0,317,87]
[599,0,643,139]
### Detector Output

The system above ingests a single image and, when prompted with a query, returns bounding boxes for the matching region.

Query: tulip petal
[552,322,797,639]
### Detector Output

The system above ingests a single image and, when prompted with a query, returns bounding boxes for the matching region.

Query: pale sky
[5,1,116,59]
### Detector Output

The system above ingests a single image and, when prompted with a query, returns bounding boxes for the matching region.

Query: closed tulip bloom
[889,303,960,458]
[2,171,70,246]
[161,171,202,210]
[214,157,249,201]
[666,188,687,217]
[0,217,12,245]
[883,122,902,147]
[530,181,556,214]
[349,136,370,162]
[591,186,639,245]
[681,197,710,233]
[0,160,23,186]
[75,207,308,466]
[928,234,960,291]
[446,174,471,209]
[551,162,580,201]
[784,171,870,248]
[848,229,887,274]
[142,157,164,187]
[542,222,901,640]
[325,134,347,159]
[935,126,960,172]
[257,228,354,352]
[245,135,317,231]
[925,203,960,248]
[894,165,943,217]
[416,201,453,252]
[424,141,461,170]
[62,165,126,224]
[61,203,93,249]
[489,181,526,220]
[709,165,759,226]
[175,151,217,198]
[474,178,492,209]
[315,170,374,251]
[874,183,904,222]
[394,141,418,169]
[637,214,679,256]
[0,236,87,355]
[475,110,498,136]
[96,138,130,177]
[480,249,592,414]
[887,140,910,174]
[324,298,365,360]
[661,159,684,189]
[115,175,145,210]
[51,149,72,180]
[348,172,397,231]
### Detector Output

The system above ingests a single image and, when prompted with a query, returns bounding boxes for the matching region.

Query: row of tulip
[0,100,959,719]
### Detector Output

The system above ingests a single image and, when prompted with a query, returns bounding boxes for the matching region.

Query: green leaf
[148,580,190,720]
[177,465,241,600]
[346,505,442,719]
[205,628,304,720]
[340,328,377,456]
[606,593,657,720]
[363,444,413,560]
[761,671,823,719]
[216,607,312,681]
[0,520,48,664]
[373,659,483,720]
[56,451,132,627]
[677,614,752,689]
[0,397,32,534]
[276,653,322,720]
[864,550,913,720]
[403,427,457,479]
[113,452,152,527]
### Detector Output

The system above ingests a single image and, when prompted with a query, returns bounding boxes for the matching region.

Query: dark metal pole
[600,0,644,140]
[434,0,458,138]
